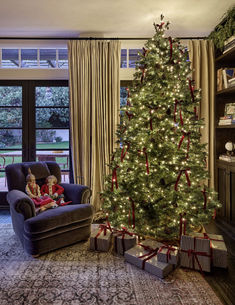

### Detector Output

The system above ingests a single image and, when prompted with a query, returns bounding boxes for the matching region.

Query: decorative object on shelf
[124,239,173,279]
[225,141,235,155]
[208,6,235,52]
[223,68,235,89]
[217,68,223,91]
[218,115,235,125]
[180,233,211,273]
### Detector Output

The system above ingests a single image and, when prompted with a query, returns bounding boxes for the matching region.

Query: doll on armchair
[25,169,58,212]
[41,175,71,206]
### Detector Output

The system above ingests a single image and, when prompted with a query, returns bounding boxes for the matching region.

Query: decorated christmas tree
[101,16,220,241]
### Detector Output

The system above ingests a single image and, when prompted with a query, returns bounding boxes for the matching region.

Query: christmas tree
[101,16,220,241]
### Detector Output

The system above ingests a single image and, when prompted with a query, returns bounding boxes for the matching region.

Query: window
[0,48,68,69]
[0,80,71,193]
[120,48,142,69]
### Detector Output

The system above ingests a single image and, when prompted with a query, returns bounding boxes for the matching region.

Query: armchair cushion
[24,204,93,235]
[61,183,91,204]
[7,189,36,219]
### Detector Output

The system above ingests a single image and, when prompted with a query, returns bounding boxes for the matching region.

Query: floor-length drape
[68,40,121,210]
[188,40,215,187]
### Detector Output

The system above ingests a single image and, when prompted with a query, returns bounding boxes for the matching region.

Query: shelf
[217,159,235,167]
[216,86,235,96]
[217,125,235,129]
[216,47,235,67]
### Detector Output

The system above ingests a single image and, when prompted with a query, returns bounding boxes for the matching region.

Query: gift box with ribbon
[90,224,112,252]
[124,239,173,279]
[113,227,137,255]
[196,233,227,269]
[157,245,179,265]
[180,233,211,273]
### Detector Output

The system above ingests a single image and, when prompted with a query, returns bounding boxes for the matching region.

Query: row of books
[218,115,235,126]
[217,68,235,91]
[219,154,235,162]
[223,36,235,54]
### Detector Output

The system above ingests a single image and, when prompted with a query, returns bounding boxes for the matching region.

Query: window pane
[0,130,22,149]
[21,49,38,68]
[0,108,22,127]
[36,150,69,170]
[58,49,68,68]
[40,49,56,68]
[120,87,128,107]
[2,49,19,68]
[0,86,22,106]
[121,49,127,68]
[35,87,69,107]
[36,108,69,128]
[129,49,142,68]
[36,129,69,149]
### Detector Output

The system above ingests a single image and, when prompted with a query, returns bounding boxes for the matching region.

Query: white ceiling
[0,0,234,38]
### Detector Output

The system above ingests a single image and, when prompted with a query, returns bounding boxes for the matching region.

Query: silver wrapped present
[157,245,179,265]
[114,229,137,255]
[180,233,211,272]
[124,239,173,279]
[205,233,228,269]
[90,225,112,252]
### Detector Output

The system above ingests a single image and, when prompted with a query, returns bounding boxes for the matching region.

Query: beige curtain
[188,40,215,188]
[68,40,121,210]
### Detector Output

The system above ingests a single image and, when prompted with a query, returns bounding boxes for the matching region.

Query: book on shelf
[219,154,235,162]
[218,119,235,125]
[217,68,235,91]
[223,36,235,54]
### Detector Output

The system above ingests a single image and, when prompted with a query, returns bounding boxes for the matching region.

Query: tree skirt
[0,223,222,305]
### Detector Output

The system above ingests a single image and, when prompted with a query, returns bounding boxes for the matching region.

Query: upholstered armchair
[6,161,93,256]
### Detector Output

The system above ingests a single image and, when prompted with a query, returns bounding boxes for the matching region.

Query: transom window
[0,48,68,69]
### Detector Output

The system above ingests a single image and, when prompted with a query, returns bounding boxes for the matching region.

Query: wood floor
[204,221,235,305]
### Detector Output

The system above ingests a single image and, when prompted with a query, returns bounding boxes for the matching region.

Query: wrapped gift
[204,233,228,269]
[113,227,137,255]
[124,239,173,279]
[180,233,211,273]
[157,245,179,265]
[90,224,112,252]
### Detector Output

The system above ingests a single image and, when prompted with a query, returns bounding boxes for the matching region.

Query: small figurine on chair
[41,175,71,206]
[25,169,58,212]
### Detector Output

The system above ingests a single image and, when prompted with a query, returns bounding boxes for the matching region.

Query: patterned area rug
[0,223,223,305]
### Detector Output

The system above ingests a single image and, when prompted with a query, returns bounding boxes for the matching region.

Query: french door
[0,80,70,200]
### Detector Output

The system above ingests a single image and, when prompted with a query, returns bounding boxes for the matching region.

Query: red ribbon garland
[121,143,130,162]
[114,227,134,255]
[174,100,184,126]
[140,67,145,83]
[189,79,195,103]
[126,88,131,107]
[175,169,191,191]
[143,47,148,57]
[128,197,135,229]
[201,188,207,209]
[125,111,133,121]
[179,212,187,237]
[158,245,177,263]
[138,147,149,175]
[138,243,159,270]
[168,37,173,61]
[111,166,119,191]
[157,22,165,29]
[178,131,191,158]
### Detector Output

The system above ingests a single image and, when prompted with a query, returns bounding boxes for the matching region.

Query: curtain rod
[0,36,206,40]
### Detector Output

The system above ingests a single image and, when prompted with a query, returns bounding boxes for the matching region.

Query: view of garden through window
[0,86,70,188]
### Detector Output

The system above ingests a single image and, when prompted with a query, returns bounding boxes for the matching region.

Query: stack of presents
[90,224,228,278]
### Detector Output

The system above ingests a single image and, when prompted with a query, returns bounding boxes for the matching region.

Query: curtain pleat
[68,40,121,210]
[188,40,215,187]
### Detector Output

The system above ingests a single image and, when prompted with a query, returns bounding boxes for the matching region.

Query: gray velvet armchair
[6,161,94,256]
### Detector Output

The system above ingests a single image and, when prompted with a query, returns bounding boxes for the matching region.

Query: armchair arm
[7,190,36,220]
[60,183,92,204]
